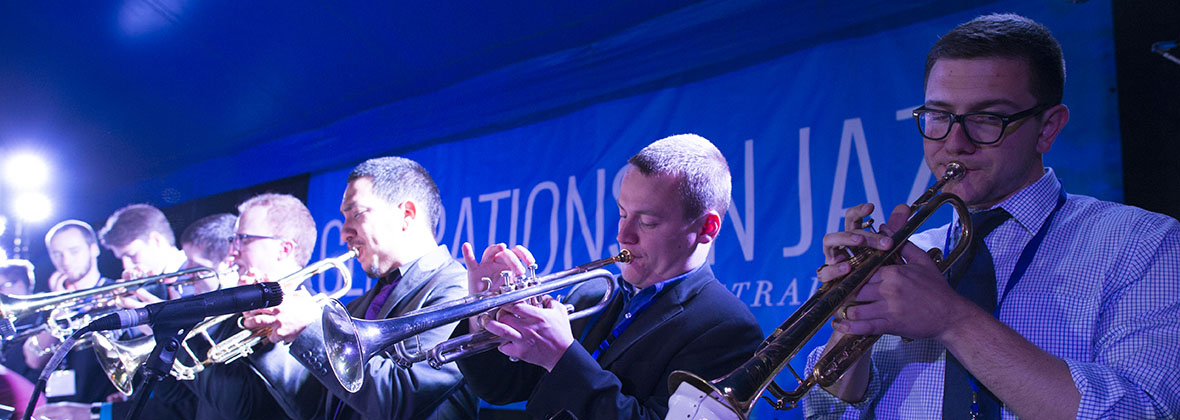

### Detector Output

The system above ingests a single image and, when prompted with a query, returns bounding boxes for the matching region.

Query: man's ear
[1035,104,1069,154]
[401,200,418,231]
[698,211,722,244]
[147,231,168,248]
[279,240,296,260]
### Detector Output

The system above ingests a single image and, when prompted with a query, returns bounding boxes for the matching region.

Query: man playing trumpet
[245,157,478,420]
[456,134,763,420]
[179,194,316,420]
[803,14,1180,420]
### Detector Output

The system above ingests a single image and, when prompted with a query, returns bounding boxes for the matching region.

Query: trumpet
[666,162,972,419]
[323,250,632,393]
[0,266,225,347]
[92,250,357,394]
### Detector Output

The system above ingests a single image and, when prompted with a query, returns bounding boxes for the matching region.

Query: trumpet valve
[526,264,538,283]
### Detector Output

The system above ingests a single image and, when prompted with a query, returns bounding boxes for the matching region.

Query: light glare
[13,192,52,222]
[4,154,50,189]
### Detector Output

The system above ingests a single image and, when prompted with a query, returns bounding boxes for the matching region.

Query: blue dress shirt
[803,168,1180,419]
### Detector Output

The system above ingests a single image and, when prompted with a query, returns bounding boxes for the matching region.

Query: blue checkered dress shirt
[802,168,1180,419]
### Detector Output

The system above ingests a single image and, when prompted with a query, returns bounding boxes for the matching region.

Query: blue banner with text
[303,1,1115,417]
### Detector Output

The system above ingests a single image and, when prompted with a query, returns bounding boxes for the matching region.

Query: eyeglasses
[912,104,1047,145]
[227,233,285,248]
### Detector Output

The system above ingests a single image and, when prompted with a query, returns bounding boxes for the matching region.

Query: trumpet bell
[322,251,630,394]
[324,299,366,393]
[91,332,155,395]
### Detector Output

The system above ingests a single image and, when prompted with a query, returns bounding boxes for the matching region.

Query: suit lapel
[383,245,451,318]
[595,265,714,367]
[346,286,378,318]
[580,291,626,353]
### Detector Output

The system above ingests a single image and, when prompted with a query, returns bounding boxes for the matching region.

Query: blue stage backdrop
[303,1,1116,418]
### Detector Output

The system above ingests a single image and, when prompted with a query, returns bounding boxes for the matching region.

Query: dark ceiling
[0,0,698,199]
[8,0,1081,234]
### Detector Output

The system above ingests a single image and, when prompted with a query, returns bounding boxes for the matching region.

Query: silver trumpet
[323,249,632,393]
[0,266,225,347]
[92,250,356,394]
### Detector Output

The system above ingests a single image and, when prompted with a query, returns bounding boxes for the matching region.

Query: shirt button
[624,313,632,319]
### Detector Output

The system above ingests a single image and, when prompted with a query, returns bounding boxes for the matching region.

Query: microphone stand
[124,320,196,420]
[21,329,86,420]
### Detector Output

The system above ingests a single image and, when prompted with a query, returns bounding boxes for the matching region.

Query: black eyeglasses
[912,104,1047,145]
[227,233,285,247]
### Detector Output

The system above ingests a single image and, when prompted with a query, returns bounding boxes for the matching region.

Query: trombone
[322,250,632,393]
[666,162,973,419]
[0,266,224,348]
[91,250,357,394]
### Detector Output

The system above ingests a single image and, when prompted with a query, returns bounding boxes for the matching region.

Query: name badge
[46,369,77,398]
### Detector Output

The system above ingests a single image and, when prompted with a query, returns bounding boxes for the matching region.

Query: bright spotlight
[13,192,52,223]
[4,153,50,189]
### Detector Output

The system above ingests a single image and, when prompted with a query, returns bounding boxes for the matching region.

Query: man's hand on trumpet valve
[461,242,536,331]
[819,202,982,342]
[242,288,316,344]
[462,242,535,293]
[482,295,575,372]
[460,242,577,370]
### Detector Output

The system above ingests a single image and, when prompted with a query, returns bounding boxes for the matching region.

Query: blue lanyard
[993,188,1067,317]
[943,187,1067,316]
[956,187,1067,416]
[590,274,684,359]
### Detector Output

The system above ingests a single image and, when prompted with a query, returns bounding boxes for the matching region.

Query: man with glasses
[174,193,316,419]
[803,14,1180,419]
[85,194,317,420]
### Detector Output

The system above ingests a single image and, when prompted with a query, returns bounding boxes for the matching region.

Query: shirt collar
[618,263,702,301]
[955,168,1062,237]
[992,167,1062,236]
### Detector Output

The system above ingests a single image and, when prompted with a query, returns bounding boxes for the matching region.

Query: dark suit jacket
[253,244,478,420]
[456,264,763,420]
[166,318,290,420]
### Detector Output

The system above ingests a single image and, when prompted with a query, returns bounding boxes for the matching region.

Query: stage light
[13,192,52,223]
[4,153,50,190]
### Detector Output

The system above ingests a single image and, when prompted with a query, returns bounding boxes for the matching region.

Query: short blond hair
[628,134,732,219]
[238,194,317,266]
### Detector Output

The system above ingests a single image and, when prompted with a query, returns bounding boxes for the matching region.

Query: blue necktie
[942,208,1009,420]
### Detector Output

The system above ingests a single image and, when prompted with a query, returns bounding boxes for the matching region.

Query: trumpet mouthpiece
[617,249,633,264]
[945,162,966,181]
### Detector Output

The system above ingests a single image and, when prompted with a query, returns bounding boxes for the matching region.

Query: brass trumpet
[666,162,972,418]
[0,266,224,347]
[92,250,356,394]
[173,249,357,379]
[322,250,632,393]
